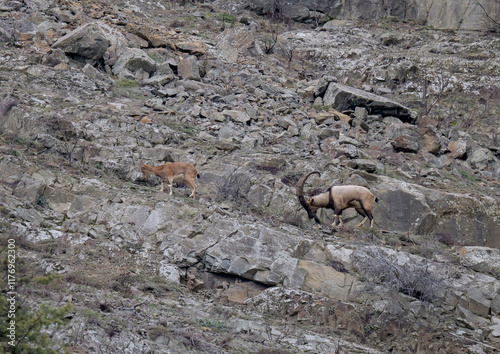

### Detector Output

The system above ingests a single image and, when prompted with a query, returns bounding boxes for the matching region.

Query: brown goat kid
[141,162,199,198]
[296,171,378,228]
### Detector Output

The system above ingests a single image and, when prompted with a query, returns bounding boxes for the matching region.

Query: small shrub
[198,318,229,332]
[218,12,235,24]
[353,247,442,302]
[215,165,251,205]
[33,273,63,285]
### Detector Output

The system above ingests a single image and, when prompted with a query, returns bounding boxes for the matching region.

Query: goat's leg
[338,214,344,227]
[331,214,338,227]
[185,178,196,198]
[160,181,164,192]
[167,178,173,195]
[356,216,369,227]
[356,205,374,228]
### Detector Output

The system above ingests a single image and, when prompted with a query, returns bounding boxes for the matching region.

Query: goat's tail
[197,174,200,179]
[375,197,379,203]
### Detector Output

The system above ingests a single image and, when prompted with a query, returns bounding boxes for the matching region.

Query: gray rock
[222,110,251,124]
[83,64,114,91]
[41,48,69,67]
[13,175,46,205]
[112,48,157,77]
[432,193,500,248]
[345,159,377,173]
[468,148,495,170]
[392,134,420,153]
[247,0,500,31]
[447,139,467,159]
[178,55,200,81]
[158,261,181,284]
[323,82,413,121]
[459,247,500,277]
[419,126,442,154]
[374,179,435,234]
[52,23,110,65]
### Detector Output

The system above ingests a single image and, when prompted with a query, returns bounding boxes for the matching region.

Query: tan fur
[297,171,378,228]
[309,186,377,228]
[141,162,199,198]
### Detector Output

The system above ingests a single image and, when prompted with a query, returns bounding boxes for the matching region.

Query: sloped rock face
[432,194,500,248]
[1,0,500,352]
[247,0,500,30]
[460,246,500,278]
[374,180,434,233]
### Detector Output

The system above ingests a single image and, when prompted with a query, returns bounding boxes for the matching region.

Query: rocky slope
[1,0,499,353]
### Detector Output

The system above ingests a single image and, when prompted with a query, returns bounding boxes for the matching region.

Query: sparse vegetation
[353,247,442,302]
[0,0,498,352]
[459,169,482,183]
[111,79,147,100]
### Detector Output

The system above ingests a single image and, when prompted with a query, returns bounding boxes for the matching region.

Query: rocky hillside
[1,0,499,353]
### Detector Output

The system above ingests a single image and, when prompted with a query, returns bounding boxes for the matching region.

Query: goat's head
[296,171,321,224]
[141,163,151,179]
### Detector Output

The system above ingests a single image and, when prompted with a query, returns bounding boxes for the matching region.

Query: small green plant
[33,273,63,285]
[198,318,229,332]
[218,12,235,26]
[112,79,146,100]
[115,78,139,88]
[458,169,481,183]
[165,121,198,135]
[0,288,72,353]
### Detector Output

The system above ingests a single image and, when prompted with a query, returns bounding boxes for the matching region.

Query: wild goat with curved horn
[296,171,378,228]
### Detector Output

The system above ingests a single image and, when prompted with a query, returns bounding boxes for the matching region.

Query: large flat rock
[323,82,413,121]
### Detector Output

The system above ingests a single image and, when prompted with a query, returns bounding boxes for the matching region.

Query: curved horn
[296,171,321,223]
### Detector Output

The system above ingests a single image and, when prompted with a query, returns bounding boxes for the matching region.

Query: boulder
[345,159,377,173]
[216,27,256,63]
[460,287,492,318]
[392,134,420,153]
[384,122,421,152]
[419,126,442,154]
[13,175,46,205]
[468,147,495,170]
[83,64,114,91]
[298,260,357,300]
[322,82,413,121]
[158,261,181,284]
[447,139,467,159]
[178,55,200,81]
[222,110,251,124]
[41,48,69,67]
[112,48,157,77]
[175,41,207,56]
[52,23,110,65]
[459,247,500,277]
[432,194,500,248]
[247,0,342,20]
[66,195,97,219]
[373,179,435,234]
